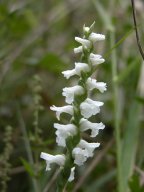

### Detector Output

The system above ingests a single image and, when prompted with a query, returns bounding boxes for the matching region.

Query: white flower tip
[75,37,91,48]
[40,152,47,159]
[101,123,105,129]
[89,53,105,65]
[62,70,75,79]
[62,86,84,104]
[83,24,90,33]
[68,167,75,182]
[74,46,83,54]
[89,33,105,42]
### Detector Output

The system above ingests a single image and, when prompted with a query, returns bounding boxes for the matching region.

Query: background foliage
[0,0,144,191]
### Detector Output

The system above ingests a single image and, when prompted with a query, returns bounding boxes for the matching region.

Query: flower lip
[50,105,73,120]
[74,46,83,54]
[54,123,76,147]
[80,98,104,118]
[80,118,105,137]
[62,62,90,79]
[86,77,107,93]
[89,53,105,65]
[40,152,65,171]
[62,85,84,104]
[89,33,105,42]
[78,139,100,157]
[75,37,91,48]
[68,167,75,182]
[72,147,88,166]
[62,69,75,79]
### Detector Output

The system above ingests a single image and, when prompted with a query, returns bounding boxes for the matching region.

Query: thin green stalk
[110,32,122,192]
[17,105,40,192]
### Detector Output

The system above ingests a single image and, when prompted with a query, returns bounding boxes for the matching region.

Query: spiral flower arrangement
[40,22,106,191]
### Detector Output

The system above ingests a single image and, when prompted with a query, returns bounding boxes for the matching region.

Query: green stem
[17,105,40,192]
[110,32,122,192]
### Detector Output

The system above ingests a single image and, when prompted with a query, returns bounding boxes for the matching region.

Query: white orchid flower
[54,123,76,147]
[62,62,90,79]
[86,77,107,93]
[80,118,105,137]
[50,105,73,120]
[80,98,103,118]
[62,85,84,104]
[89,33,105,42]
[89,53,105,66]
[40,152,65,171]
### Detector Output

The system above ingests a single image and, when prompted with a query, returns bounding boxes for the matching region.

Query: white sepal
[74,46,83,54]
[89,53,105,66]
[80,98,103,118]
[40,152,65,171]
[86,77,107,93]
[83,24,90,33]
[62,62,89,79]
[75,37,91,48]
[72,147,88,166]
[75,62,90,75]
[62,69,76,79]
[80,118,105,137]
[62,85,84,104]
[54,123,76,147]
[50,105,73,120]
[89,33,105,42]
[72,139,100,165]
[78,139,100,157]
[68,167,75,182]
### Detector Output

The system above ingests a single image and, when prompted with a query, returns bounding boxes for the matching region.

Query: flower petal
[50,105,73,120]
[80,98,103,118]
[89,33,105,42]
[86,77,107,93]
[89,53,105,66]
[62,85,84,104]
[75,37,91,48]
[74,46,83,54]
[80,118,105,137]
[54,123,76,147]
[68,167,75,182]
[40,152,65,171]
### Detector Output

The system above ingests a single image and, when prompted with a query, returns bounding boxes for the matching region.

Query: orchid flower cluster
[40,22,106,190]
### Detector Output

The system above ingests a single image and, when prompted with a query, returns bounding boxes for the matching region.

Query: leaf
[121,101,141,191]
[20,158,35,177]
[129,174,144,192]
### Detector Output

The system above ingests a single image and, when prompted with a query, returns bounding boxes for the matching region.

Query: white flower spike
[41,23,106,189]
[40,152,65,171]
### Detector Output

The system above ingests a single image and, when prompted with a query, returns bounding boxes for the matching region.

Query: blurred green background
[0,0,144,191]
